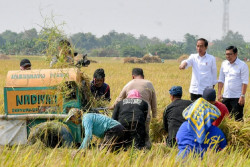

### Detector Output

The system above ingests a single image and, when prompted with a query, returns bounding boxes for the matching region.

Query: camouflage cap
[169,86,182,96]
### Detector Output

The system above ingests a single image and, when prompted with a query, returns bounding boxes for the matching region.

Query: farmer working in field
[111,68,157,149]
[112,89,148,149]
[20,59,31,70]
[90,68,111,101]
[163,86,192,147]
[66,108,125,157]
[179,38,217,101]
[176,98,227,159]
[202,88,229,126]
[50,39,74,68]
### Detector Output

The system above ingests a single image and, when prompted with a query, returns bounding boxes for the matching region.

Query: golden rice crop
[219,117,250,149]
[0,56,250,166]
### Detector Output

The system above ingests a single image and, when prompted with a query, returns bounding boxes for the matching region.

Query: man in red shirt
[202,88,229,126]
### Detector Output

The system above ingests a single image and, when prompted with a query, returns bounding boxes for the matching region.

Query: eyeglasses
[225,53,234,56]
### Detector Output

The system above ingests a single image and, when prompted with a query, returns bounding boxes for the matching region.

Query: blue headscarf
[182,98,221,144]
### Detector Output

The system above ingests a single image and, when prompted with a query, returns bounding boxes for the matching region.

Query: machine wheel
[28,121,74,148]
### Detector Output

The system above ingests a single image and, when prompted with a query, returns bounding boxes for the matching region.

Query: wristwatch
[240,94,245,98]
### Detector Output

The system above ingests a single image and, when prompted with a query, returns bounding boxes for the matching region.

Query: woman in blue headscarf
[176,97,227,159]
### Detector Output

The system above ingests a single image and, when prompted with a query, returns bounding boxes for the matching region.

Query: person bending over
[66,108,125,157]
[111,68,157,149]
[112,89,148,149]
[176,98,227,159]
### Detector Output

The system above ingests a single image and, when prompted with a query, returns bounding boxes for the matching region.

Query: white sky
[0,0,249,42]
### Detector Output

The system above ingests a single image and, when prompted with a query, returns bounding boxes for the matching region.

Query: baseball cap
[169,86,182,96]
[20,59,31,67]
[203,88,216,101]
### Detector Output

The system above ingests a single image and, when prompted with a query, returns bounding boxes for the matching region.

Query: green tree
[210,31,246,58]
[19,28,38,40]
[183,33,198,54]
[89,47,119,57]
[121,45,145,57]
[0,36,5,46]
[1,30,18,43]
[71,32,99,51]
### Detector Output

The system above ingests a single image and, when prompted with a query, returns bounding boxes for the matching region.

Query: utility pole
[223,0,230,36]
[210,0,230,36]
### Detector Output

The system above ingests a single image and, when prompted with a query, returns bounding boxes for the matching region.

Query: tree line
[0,28,250,59]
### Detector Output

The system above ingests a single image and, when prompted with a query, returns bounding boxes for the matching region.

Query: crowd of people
[21,38,249,159]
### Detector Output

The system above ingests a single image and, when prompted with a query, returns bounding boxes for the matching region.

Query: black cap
[203,88,216,101]
[20,59,31,67]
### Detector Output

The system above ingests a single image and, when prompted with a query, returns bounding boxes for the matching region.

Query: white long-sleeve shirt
[218,58,249,98]
[183,53,217,95]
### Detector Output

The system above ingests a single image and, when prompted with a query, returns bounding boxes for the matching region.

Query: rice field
[0,56,249,167]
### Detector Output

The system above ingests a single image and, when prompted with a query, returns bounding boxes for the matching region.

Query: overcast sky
[0,0,249,42]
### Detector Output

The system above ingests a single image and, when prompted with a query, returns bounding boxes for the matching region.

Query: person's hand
[108,106,114,110]
[218,94,223,102]
[238,96,245,106]
[179,62,187,70]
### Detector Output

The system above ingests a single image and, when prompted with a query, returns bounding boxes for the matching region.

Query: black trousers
[102,124,125,151]
[190,93,202,102]
[123,121,146,149]
[166,137,177,147]
[222,98,244,121]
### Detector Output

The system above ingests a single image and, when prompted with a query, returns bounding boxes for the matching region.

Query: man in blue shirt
[66,108,125,157]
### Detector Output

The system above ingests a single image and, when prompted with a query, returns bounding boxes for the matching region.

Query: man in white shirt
[218,46,249,121]
[179,38,217,101]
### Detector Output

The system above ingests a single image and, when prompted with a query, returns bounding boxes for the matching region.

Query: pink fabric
[127,89,141,98]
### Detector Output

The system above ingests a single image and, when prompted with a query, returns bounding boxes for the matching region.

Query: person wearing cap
[176,98,227,159]
[218,46,249,121]
[203,88,229,126]
[112,89,148,149]
[111,68,157,149]
[90,68,111,101]
[163,86,192,147]
[66,108,125,156]
[50,39,74,68]
[20,59,31,70]
[179,38,217,101]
